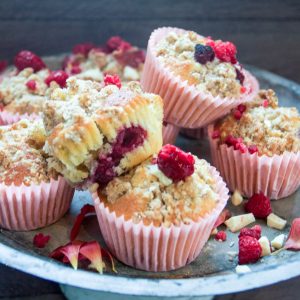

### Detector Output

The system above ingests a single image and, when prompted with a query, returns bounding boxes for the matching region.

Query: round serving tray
[0,61,299,298]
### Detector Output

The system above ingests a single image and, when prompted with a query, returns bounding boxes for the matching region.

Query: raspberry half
[245,193,272,219]
[104,74,121,88]
[72,43,95,57]
[207,40,237,64]
[238,235,262,264]
[14,50,46,72]
[106,36,132,52]
[45,70,69,88]
[26,80,37,91]
[157,144,195,182]
[215,231,227,242]
[239,225,262,240]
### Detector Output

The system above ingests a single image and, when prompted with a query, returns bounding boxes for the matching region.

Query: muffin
[63,36,145,82]
[208,89,300,199]
[141,27,259,141]
[0,50,70,125]
[0,119,74,230]
[93,144,229,271]
[43,77,163,188]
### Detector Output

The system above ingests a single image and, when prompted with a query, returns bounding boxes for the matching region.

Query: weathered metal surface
[0,62,299,297]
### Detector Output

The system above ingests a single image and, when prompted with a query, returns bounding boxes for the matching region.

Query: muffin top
[0,119,56,186]
[63,37,145,82]
[155,30,245,99]
[214,89,300,156]
[101,145,219,227]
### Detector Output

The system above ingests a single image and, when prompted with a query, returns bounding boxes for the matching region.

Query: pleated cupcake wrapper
[180,127,207,140]
[162,123,180,145]
[141,27,259,128]
[208,125,300,200]
[92,166,229,272]
[0,110,40,125]
[0,176,75,231]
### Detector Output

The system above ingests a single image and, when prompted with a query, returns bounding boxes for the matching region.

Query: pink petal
[80,241,105,274]
[285,218,300,250]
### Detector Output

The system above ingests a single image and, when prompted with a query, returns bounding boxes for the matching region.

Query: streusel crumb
[102,156,219,227]
[0,119,56,186]
[155,31,242,98]
[217,89,300,156]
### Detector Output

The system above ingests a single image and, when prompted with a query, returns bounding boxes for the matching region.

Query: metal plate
[0,63,299,297]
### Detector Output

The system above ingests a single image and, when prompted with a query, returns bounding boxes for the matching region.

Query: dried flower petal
[285,218,300,250]
[102,248,117,273]
[79,241,105,274]
[33,233,50,248]
[214,209,231,228]
[70,204,96,241]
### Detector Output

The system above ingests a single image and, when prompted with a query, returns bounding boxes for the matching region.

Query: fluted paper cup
[0,110,40,125]
[93,165,229,272]
[208,125,300,199]
[180,127,207,140]
[162,122,180,145]
[141,27,259,128]
[0,176,74,231]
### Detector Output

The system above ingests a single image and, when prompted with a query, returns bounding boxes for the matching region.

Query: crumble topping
[103,156,219,227]
[0,119,57,185]
[217,89,300,156]
[155,31,243,98]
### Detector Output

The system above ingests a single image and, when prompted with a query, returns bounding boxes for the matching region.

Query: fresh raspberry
[235,142,247,153]
[71,65,82,75]
[236,68,245,84]
[194,44,215,64]
[212,129,220,139]
[45,70,69,88]
[215,231,227,242]
[244,193,272,219]
[233,109,242,120]
[237,104,247,113]
[238,236,262,264]
[262,99,269,108]
[0,60,8,73]
[26,80,37,91]
[248,145,259,154]
[207,40,237,64]
[157,144,195,182]
[106,36,132,52]
[104,74,121,88]
[225,135,238,147]
[72,43,95,57]
[239,225,262,240]
[14,50,46,72]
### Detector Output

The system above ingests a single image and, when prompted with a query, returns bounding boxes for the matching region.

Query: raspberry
[215,231,227,242]
[194,44,215,64]
[238,236,262,264]
[72,43,95,57]
[239,225,262,240]
[225,135,238,147]
[248,145,259,154]
[115,49,145,68]
[104,74,121,88]
[235,142,247,153]
[237,104,247,113]
[0,60,8,73]
[26,80,37,91]
[71,65,82,75]
[14,50,46,72]
[236,68,245,84]
[212,129,220,139]
[240,86,247,94]
[207,40,237,64]
[106,36,132,52]
[262,99,269,108]
[45,70,69,88]
[233,109,242,120]
[244,193,272,219]
[157,144,195,182]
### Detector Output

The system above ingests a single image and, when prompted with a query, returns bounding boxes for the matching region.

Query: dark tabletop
[0,0,299,299]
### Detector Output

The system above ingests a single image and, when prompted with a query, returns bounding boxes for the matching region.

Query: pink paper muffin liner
[92,165,229,272]
[0,110,40,125]
[162,122,180,145]
[180,127,207,140]
[0,176,75,231]
[141,27,259,128]
[208,125,300,200]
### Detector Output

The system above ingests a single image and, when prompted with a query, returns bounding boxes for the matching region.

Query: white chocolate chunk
[211,228,218,236]
[267,213,287,230]
[271,234,285,249]
[259,236,271,256]
[123,66,140,81]
[225,213,255,232]
[231,190,243,206]
[235,265,251,274]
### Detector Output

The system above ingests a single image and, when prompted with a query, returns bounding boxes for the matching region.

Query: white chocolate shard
[259,236,271,256]
[225,213,255,232]
[231,190,243,206]
[235,265,251,274]
[271,234,285,249]
[267,213,287,230]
